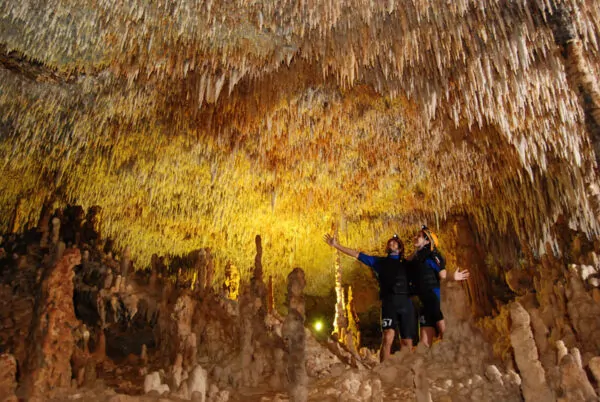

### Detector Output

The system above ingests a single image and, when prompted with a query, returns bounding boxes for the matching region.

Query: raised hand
[323,233,337,247]
[453,269,470,281]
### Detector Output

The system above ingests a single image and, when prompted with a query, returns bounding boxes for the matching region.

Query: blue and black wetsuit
[358,253,416,339]
[412,248,446,328]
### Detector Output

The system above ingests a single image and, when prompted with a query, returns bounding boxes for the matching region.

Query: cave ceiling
[1,0,599,292]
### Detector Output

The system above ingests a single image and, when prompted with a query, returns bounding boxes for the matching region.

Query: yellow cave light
[313,320,324,332]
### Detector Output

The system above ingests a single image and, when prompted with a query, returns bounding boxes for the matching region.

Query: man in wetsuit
[323,234,415,362]
[410,225,469,346]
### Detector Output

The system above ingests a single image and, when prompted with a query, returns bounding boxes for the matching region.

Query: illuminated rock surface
[1,1,600,401]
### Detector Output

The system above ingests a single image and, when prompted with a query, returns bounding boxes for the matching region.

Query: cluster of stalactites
[0,0,600,283]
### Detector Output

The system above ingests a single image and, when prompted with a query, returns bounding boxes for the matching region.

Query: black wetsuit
[411,248,446,328]
[358,253,416,339]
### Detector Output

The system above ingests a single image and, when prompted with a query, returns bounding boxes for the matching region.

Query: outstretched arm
[323,234,360,259]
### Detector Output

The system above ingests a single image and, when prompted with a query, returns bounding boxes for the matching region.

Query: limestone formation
[414,360,433,402]
[332,250,348,340]
[223,262,240,301]
[565,267,600,356]
[0,220,570,401]
[509,302,555,402]
[188,365,208,402]
[50,217,61,246]
[21,248,81,399]
[283,268,307,402]
[558,353,597,402]
[588,356,600,385]
[144,371,169,395]
[0,354,17,402]
[120,246,131,278]
[238,235,269,387]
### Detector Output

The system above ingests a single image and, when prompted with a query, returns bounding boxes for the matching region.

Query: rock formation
[21,247,81,400]
[283,268,308,402]
[509,302,555,402]
[0,353,17,402]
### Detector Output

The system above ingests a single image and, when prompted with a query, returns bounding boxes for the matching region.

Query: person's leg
[436,319,446,340]
[420,290,444,346]
[400,337,413,349]
[380,329,396,362]
[420,326,436,347]
[380,303,397,362]
[397,297,416,351]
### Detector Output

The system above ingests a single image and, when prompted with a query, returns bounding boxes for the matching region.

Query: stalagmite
[239,235,268,387]
[204,248,215,293]
[267,275,274,315]
[224,262,240,300]
[150,254,159,288]
[332,250,347,341]
[51,217,61,246]
[509,302,555,402]
[37,201,53,249]
[9,198,23,234]
[1,1,600,400]
[558,351,597,401]
[120,246,131,278]
[21,248,81,400]
[345,286,360,353]
[283,268,307,402]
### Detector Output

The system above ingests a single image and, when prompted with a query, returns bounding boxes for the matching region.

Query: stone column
[283,268,307,402]
[21,248,81,400]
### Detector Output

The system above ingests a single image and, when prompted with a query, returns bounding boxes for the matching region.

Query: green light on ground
[313,321,324,332]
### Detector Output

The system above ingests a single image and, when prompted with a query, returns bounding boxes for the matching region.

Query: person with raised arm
[323,233,415,362]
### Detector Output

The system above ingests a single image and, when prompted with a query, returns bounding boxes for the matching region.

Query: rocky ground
[1,209,600,401]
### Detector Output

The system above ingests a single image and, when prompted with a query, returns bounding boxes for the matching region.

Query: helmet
[421,225,439,249]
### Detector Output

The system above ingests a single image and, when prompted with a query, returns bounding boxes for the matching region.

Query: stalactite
[9,197,23,234]
[548,3,600,224]
[0,0,599,286]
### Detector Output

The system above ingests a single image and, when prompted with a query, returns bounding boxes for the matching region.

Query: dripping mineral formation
[1,1,600,401]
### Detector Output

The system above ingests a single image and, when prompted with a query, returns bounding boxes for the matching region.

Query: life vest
[377,257,409,298]
[415,248,445,291]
